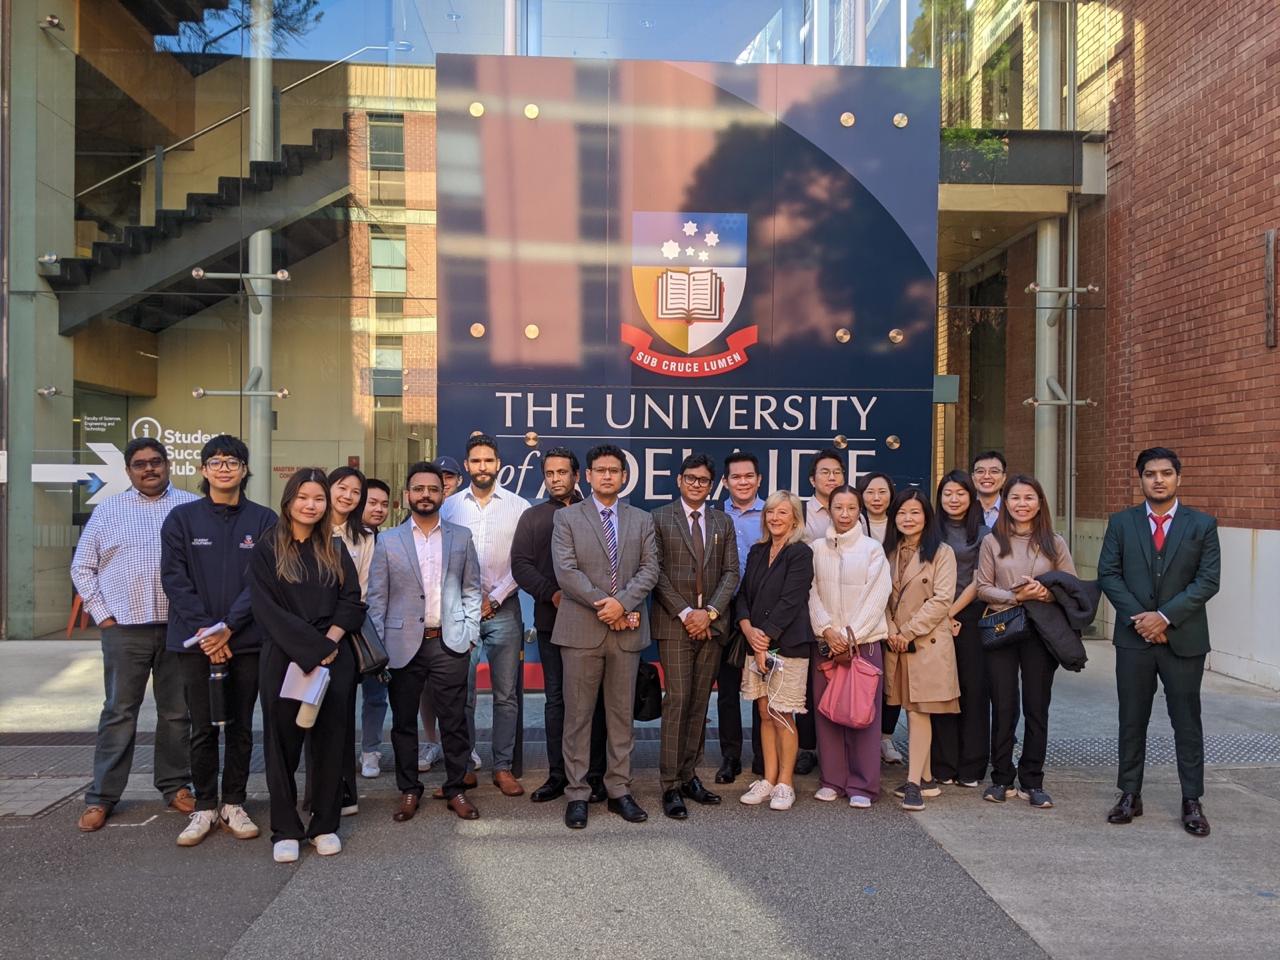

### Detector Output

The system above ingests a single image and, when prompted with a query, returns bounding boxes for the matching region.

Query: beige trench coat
[884,542,961,705]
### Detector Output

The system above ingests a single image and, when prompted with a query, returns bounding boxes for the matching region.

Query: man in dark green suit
[1098,447,1220,837]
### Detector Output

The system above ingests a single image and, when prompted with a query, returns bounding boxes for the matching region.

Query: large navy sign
[436,56,940,506]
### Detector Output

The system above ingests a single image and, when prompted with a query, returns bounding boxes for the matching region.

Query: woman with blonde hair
[735,491,814,811]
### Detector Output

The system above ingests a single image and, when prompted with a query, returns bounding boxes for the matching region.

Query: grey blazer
[550,497,660,653]
[366,518,481,667]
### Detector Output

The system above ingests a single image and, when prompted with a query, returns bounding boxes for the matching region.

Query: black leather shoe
[662,788,688,819]
[531,778,567,803]
[1107,792,1143,824]
[794,750,818,776]
[587,777,608,804]
[607,794,648,823]
[681,776,722,805]
[714,757,742,784]
[564,800,588,830]
[1182,798,1210,837]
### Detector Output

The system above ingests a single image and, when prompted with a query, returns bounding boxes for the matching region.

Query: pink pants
[811,643,884,801]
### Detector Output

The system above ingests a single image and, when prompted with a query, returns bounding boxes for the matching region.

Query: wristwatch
[706,607,719,622]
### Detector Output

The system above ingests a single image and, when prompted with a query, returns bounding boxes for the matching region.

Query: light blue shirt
[722,496,765,579]
[591,494,620,546]
[982,496,1002,531]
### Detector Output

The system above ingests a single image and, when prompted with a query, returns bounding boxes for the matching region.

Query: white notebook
[280,662,330,705]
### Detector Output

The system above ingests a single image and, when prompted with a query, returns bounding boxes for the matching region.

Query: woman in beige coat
[883,489,960,811]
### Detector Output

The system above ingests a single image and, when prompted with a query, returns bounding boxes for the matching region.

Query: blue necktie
[601,508,619,594]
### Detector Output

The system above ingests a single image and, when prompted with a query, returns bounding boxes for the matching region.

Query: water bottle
[208,663,230,727]
[295,699,320,728]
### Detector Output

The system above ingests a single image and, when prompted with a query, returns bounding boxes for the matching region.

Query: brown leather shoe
[431,771,478,799]
[392,792,420,822]
[167,788,196,815]
[78,805,109,832]
[493,770,525,797]
[446,793,480,820]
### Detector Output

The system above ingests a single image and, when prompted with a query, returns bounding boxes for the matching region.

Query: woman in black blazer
[734,491,815,811]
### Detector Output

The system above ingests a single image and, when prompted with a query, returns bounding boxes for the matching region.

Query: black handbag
[350,615,391,679]
[978,605,1031,651]
[724,625,749,669]
[634,660,663,721]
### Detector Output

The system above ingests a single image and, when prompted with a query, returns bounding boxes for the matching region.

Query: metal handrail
[74,42,411,200]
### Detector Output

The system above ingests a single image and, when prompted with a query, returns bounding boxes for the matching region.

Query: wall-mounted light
[40,14,64,30]
[37,252,60,264]
[36,385,62,398]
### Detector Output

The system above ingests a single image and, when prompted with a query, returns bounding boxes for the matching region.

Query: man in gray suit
[651,453,739,819]
[553,444,660,829]
[367,461,482,823]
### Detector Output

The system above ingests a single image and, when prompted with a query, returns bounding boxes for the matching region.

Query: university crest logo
[623,211,758,377]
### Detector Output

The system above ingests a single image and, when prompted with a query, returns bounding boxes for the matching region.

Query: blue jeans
[466,597,523,772]
[360,673,389,752]
[87,625,190,808]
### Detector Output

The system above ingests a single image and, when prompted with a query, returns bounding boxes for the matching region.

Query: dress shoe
[530,777,567,803]
[446,793,480,820]
[681,776,722,805]
[662,788,689,819]
[587,777,608,804]
[1106,792,1143,824]
[431,771,478,799]
[167,787,196,815]
[564,800,589,830]
[715,757,742,784]
[607,794,648,823]
[393,792,421,822]
[1182,798,1210,837]
[493,770,525,797]
[78,805,109,832]
[794,750,818,776]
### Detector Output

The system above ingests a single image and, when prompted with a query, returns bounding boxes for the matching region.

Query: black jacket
[161,497,278,654]
[1024,571,1101,672]
[510,492,582,633]
[734,541,815,658]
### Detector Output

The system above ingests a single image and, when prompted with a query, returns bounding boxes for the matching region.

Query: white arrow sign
[31,442,130,504]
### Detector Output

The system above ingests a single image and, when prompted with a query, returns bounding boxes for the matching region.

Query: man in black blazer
[651,453,739,819]
[1098,447,1221,836]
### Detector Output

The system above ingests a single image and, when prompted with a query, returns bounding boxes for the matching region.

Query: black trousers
[537,630,606,782]
[259,642,356,843]
[178,650,259,811]
[388,636,471,797]
[302,664,359,812]
[1116,643,1206,799]
[716,639,760,764]
[931,602,988,783]
[882,701,902,738]
[986,628,1057,789]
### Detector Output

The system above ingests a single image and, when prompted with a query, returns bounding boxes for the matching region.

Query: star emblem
[661,239,681,260]
[685,246,695,256]
[682,220,698,237]
[697,250,709,262]
[704,230,720,247]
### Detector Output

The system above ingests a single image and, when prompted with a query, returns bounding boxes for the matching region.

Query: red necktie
[1152,514,1170,552]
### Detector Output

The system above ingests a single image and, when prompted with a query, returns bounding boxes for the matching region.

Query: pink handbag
[818,628,883,729]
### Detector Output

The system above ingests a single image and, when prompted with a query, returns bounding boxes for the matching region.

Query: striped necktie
[601,507,619,594]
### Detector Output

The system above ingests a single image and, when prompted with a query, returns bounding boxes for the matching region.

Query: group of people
[69,430,1220,863]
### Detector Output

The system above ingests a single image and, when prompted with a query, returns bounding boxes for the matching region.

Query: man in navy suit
[1098,447,1221,836]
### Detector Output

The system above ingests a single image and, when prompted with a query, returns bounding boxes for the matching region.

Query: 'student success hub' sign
[436,56,940,508]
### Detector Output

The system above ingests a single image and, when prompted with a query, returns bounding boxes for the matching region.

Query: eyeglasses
[591,466,623,476]
[815,468,843,479]
[205,457,244,471]
[680,475,713,487]
[128,457,166,470]
[972,467,1004,477]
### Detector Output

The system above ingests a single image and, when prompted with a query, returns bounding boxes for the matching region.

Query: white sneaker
[849,794,872,809]
[273,839,299,863]
[769,783,797,811]
[880,738,904,764]
[814,786,840,802]
[470,749,483,770]
[417,740,443,772]
[740,779,775,805]
[310,833,342,856]
[340,803,359,817]
[176,809,218,847]
[219,804,260,839]
[360,751,382,778]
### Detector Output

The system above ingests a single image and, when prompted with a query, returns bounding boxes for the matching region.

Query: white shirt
[679,498,712,619]
[411,520,444,628]
[1146,499,1179,536]
[440,483,529,603]
[804,498,832,542]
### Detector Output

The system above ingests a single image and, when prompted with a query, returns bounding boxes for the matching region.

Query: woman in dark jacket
[250,468,365,863]
[735,491,814,812]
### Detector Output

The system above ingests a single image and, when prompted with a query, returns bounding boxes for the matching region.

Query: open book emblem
[624,212,756,376]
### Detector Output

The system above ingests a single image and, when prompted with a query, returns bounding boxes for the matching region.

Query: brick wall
[1103,0,1280,526]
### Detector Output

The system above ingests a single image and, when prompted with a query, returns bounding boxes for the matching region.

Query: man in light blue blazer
[367,461,481,822]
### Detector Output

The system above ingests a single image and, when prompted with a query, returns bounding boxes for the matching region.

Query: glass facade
[1,0,1110,639]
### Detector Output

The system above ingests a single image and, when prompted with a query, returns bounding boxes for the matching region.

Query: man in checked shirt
[70,437,199,832]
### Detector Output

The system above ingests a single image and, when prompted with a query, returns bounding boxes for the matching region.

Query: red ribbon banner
[620,324,759,378]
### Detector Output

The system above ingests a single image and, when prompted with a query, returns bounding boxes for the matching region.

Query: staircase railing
[75,41,412,206]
